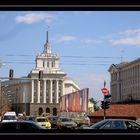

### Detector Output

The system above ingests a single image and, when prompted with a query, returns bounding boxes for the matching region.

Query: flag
[66,96,68,112]
[80,90,83,112]
[69,94,72,112]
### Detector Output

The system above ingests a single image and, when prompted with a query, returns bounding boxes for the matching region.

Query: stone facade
[108,58,140,103]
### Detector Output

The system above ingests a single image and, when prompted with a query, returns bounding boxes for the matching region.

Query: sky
[1,11,140,102]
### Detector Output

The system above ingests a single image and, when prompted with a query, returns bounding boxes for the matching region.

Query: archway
[53,108,57,116]
[38,107,43,116]
[46,107,50,113]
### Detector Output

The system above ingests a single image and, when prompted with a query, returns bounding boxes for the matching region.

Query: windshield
[91,120,109,129]
[36,118,48,122]
[3,116,16,120]
[61,118,72,122]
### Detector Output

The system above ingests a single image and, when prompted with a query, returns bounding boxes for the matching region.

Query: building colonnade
[31,79,64,104]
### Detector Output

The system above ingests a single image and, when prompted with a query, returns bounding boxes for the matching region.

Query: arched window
[53,108,57,116]
[38,107,43,116]
[46,107,50,113]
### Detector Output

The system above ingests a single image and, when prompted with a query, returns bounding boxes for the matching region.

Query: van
[2,112,17,122]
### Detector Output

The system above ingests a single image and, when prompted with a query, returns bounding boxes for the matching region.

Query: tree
[89,98,100,111]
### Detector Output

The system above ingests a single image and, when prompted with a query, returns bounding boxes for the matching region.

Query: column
[37,80,40,103]
[61,80,64,96]
[49,80,52,103]
[31,79,34,103]
[43,80,46,103]
[56,80,58,103]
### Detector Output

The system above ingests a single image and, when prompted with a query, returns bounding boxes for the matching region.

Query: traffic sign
[101,87,108,95]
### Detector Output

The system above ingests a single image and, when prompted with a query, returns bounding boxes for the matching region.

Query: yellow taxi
[36,117,51,129]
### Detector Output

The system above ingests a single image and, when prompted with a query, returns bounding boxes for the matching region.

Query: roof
[108,58,140,72]
[90,103,140,119]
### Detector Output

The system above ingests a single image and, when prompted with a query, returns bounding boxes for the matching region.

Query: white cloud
[109,28,140,46]
[16,12,54,24]
[83,39,102,44]
[110,36,140,46]
[119,28,140,36]
[53,35,76,43]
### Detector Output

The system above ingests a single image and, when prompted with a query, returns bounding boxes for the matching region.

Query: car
[50,116,59,128]
[2,112,17,122]
[0,121,46,131]
[41,113,52,122]
[88,119,140,130]
[72,116,85,127]
[25,116,36,122]
[57,117,77,129]
[36,117,51,129]
[76,124,91,129]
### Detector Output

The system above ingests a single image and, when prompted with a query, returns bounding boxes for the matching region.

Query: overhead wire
[0,54,128,66]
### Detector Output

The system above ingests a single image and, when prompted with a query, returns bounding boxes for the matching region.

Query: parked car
[40,113,52,122]
[57,117,77,129]
[50,116,59,128]
[88,119,140,130]
[72,116,85,127]
[36,117,51,129]
[76,124,91,129]
[2,112,17,122]
[0,121,46,131]
[25,116,36,122]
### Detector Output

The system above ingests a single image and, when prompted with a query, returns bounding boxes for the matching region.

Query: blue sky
[0,11,140,101]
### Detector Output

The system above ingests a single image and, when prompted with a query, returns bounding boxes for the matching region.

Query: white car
[2,112,17,122]
[57,117,77,129]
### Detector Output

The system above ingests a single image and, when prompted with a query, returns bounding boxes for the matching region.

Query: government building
[1,32,80,116]
[108,58,140,103]
[89,58,140,123]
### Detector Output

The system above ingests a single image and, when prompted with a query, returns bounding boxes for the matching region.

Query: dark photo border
[0,1,140,140]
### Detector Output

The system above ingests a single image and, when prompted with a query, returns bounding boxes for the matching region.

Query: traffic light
[105,94,111,99]
[101,101,105,109]
[101,100,111,109]
[105,94,111,109]
[9,69,14,80]
[104,100,110,109]
[39,70,43,80]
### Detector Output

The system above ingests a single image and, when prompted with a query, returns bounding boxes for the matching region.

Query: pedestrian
[84,114,91,126]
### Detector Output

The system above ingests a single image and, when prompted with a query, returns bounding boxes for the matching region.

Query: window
[125,121,140,129]
[43,61,45,68]
[111,121,124,129]
[47,62,49,68]
[52,62,54,68]
[102,122,112,129]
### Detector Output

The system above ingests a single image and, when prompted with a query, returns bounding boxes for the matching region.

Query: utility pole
[103,95,106,120]
[101,80,107,120]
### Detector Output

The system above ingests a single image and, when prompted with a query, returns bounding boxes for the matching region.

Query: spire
[46,31,48,43]
[43,31,51,54]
